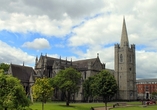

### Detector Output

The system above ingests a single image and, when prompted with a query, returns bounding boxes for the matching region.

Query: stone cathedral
[8,18,137,101]
[114,18,136,100]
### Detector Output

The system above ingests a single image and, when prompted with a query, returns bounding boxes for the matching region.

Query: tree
[53,67,81,106]
[32,77,53,110]
[0,72,30,110]
[96,70,118,110]
[83,76,98,102]
[83,70,118,110]
[0,63,10,73]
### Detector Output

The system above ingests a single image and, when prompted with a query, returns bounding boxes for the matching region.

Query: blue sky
[0,0,157,78]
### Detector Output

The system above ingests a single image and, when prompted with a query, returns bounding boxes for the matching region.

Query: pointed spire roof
[120,17,129,47]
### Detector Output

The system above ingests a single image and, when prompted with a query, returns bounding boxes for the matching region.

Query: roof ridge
[11,63,33,68]
[73,57,97,62]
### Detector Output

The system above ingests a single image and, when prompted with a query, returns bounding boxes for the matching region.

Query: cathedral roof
[120,17,129,47]
[40,55,71,66]
[73,58,98,70]
[8,64,35,83]
[37,55,102,71]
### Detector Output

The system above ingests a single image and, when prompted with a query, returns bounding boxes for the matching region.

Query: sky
[0,0,157,79]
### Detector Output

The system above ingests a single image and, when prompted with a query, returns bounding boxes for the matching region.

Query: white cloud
[0,0,157,79]
[0,40,35,65]
[0,0,105,19]
[0,13,74,37]
[70,45,114,69]
[136,50,157,78]
[69,15,122,47]
[22,38,50,50]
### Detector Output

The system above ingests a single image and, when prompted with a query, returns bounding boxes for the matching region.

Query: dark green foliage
[83,76,98,102]
[53,67,81,106]
[0,63,10,72]
[83,70,118,110]
[96,70,118,105]
[0,72,30,110]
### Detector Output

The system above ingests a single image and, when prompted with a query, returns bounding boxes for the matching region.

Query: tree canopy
[53,67,81,106]
[96,70,118,105]
[32,77,53,110]
[83,70,118,110]
[83,76,98,102]
[0,63,10,73]
[0,72,30,110]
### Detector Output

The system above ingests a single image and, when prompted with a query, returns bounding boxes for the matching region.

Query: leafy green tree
[83,70,118,110]
[96,70,118,110]
[53,67,81,106]
[0,63,10,73]
[0,72,30,110]
[83,76,98,102]
[0,69,4,73]
[32,77,53,110]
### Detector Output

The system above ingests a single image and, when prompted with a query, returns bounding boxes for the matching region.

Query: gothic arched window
[120,54,123,62]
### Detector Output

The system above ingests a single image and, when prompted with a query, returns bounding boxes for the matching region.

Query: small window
[84,71,86,79]
[120,54,123,62]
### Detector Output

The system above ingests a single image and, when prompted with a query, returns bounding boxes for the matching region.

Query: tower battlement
[114,44,120,48]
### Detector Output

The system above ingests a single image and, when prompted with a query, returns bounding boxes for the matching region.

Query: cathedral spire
[120,17,129,47]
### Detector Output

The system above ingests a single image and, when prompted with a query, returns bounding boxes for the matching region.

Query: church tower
[114,18,136,100]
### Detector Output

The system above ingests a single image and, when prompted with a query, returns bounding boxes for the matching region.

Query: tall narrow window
[130,55,132,63]
[84,71,86,79]
[120,54,123,62]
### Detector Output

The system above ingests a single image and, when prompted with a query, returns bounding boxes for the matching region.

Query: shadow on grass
[58,105,76,108]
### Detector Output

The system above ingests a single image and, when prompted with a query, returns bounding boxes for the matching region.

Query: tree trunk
[4,108,7,110]
[105,102,107,110]
[88,97,89,103]
[66,91,70,106]
[42,102,44,110]
[66,100,69,106]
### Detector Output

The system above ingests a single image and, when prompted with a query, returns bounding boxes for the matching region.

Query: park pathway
[94,106,112,110]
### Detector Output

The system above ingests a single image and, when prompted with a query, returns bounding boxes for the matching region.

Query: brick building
[136,79,157,99]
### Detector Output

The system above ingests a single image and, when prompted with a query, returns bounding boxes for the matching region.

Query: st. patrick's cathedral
[8,18,137,101]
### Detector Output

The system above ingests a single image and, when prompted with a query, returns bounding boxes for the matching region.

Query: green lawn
[30,102,106,110]
[111,105,157,110]
[110,101,157,110]
[30,101,156,110]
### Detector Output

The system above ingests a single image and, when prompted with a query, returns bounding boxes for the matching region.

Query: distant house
[136,79,157,99]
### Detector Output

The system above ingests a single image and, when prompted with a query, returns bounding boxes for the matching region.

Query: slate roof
[38,55,71,66]
[37,55,102,71]
[9,64,35,83]
[73,58,98,70]
[136,79,157,83]
[40,55,72,66]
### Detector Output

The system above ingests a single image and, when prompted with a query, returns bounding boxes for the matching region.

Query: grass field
[111,105,157,110]
[30,101,157,110]
[30,102,108,110]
